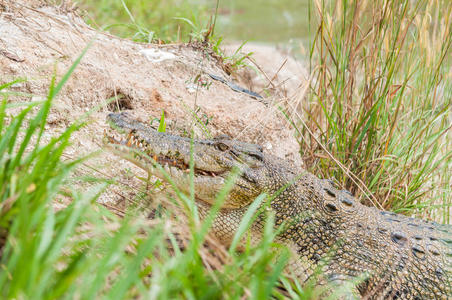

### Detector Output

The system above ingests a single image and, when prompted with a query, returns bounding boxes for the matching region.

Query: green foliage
[221,40,255,74]
[0,65,107,297]
[157,111,166,133]
[294,0,451,218]
[79,0,213,43]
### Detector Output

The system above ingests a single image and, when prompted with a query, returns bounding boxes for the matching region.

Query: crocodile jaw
[105,113,263,208]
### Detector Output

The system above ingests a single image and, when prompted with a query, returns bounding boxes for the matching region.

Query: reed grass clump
[295,0,451,220]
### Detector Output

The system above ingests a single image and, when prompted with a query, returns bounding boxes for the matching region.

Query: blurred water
[215,0,311,43]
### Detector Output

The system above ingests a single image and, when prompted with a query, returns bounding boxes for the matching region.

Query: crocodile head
[105,112,290,209]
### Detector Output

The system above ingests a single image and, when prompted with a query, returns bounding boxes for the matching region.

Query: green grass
[289,0,451,221]
[78,0,215,43]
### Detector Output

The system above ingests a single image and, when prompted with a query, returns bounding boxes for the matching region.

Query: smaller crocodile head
[105,112,285,209]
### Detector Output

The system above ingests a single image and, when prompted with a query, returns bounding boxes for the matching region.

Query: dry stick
[271,77,295,97]
[246,56,277,90]
[264,58,289,95]
[270,58,288,83]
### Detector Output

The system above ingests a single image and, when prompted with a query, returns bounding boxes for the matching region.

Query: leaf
[158,111,166,133]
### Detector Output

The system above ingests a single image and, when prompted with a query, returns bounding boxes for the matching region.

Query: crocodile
[105,112,452,299]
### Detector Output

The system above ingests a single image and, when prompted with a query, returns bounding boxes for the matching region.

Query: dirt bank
[0,0,307,204]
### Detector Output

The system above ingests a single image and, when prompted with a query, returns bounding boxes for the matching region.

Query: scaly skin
[106,112,452,299]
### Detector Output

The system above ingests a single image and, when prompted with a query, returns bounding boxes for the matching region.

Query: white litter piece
[264,141,273,150]
[140,48,176,63]
[185,83,198,94]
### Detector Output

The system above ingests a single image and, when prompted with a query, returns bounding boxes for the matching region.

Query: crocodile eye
[215,142,229,151]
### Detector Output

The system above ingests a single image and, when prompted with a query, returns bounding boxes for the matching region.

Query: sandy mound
[0,0,307,204]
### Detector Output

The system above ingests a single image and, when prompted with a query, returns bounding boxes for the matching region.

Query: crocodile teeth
[126,132,136,147]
